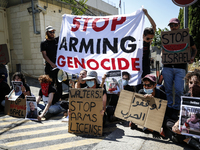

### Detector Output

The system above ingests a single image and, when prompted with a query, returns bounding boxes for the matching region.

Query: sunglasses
[146,37,153,41]
[48,31,55,34]
[143,84,152,87]
[169,24,178,28]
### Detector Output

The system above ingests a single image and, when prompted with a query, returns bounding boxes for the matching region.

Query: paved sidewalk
[92,122,193,150]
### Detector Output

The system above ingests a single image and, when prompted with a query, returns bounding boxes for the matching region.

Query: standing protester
[162,18,197,120]
[40,26,62,98]
[142,8,156,78]
[136,8,156,92]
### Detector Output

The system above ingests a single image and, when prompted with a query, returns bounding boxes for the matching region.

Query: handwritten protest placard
[5,94,26,118]
[0,44,9,64]
[115,90,167,132]
[161,28,190,64]
[68,88,103,136]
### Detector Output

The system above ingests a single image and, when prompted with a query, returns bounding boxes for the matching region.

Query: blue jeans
[162,67,186,110]
[37,102,63,115]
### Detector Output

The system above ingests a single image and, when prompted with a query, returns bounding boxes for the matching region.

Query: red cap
[143,74,156,83]
[168,18,180,26]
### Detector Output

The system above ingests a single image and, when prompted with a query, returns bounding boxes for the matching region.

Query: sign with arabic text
[115,90,167,132]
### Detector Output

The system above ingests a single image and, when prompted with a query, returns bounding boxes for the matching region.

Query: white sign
[56,8,145,85]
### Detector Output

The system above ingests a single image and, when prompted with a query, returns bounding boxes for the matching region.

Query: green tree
[152,28,169,49]
[61,0,88,15]
[178,1,200,59]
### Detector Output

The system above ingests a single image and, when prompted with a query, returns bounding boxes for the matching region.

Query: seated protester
[138,74,166,99]
[130,74,166,136]
[0,73,11,112]
[82,71,107,124]
[75,70,87,88]
[166,69,200,150]
[37,75,63,121]
[101,71,135,121]
[12,72,31,98]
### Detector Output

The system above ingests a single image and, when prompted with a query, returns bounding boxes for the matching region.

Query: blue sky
[108,0,181,30]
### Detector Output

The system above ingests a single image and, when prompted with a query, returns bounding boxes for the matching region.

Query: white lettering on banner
[56,8,145,85]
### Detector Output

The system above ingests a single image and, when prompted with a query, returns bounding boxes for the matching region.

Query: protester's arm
[103,93,107,112]
[38,93,54,121]
[36,96,41,104]
[41,51,57,69]
[100,74,107,88]
[143,8,156,32]
[190,45,197,64]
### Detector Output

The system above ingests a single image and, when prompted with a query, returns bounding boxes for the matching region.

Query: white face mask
[144,88,153,94]
[86,81,95,87]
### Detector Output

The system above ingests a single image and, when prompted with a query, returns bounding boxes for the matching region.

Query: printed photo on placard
[179,96,200,138]
[104,70,123,94]
[12,81,23,96]
[26,96,38,120]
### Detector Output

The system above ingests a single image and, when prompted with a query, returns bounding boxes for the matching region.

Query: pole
[184,6,189,93]
[123,2,125,14]
[184,7,188,28]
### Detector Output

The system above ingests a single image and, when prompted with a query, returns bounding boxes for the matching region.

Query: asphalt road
[0,113,118,150]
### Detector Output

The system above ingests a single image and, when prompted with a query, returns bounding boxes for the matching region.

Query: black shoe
[188,138,200,150]
[131,123,137,130]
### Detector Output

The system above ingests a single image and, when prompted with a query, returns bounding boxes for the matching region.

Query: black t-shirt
[40,37,59,65]
[80,83,87,88]
[163,35,195,69]
[138,88,166,100]
[39,85,60,105]
[124,85,135,92]
[142,41,151,77]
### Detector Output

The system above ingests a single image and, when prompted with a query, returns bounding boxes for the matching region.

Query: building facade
[0,0,118,77]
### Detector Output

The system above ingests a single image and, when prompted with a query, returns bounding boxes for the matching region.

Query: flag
[119,0,121,8]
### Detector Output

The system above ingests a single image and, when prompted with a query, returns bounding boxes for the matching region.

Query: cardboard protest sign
[179,96,200,138]
[115,90,167,132]
[0,44,9,64]
[5,90,26,118]
[68,88,103,136]
[56,9,145,86]
[161,28,191,64]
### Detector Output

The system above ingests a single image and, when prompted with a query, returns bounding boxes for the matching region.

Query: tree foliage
[178,1,200,59]
[61,0,88,15]
[151,28,169,49]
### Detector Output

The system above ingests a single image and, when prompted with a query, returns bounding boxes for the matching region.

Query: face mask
[123,80,128,86]
[144,88,153,94]
[86,81,95,87]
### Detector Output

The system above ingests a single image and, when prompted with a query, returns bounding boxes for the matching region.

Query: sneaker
[62,116,69,122]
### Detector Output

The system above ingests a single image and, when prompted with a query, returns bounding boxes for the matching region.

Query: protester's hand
[37,115,42,121]
[189,57,195,64]
[142,8,148,15]
[51,63,57,69]
[100,110,104,116]
[21,86,26,93]
[144,94,153,98]
[172,121,181,134]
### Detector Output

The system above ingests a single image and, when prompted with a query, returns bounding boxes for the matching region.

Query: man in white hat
[40,26,62,98]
